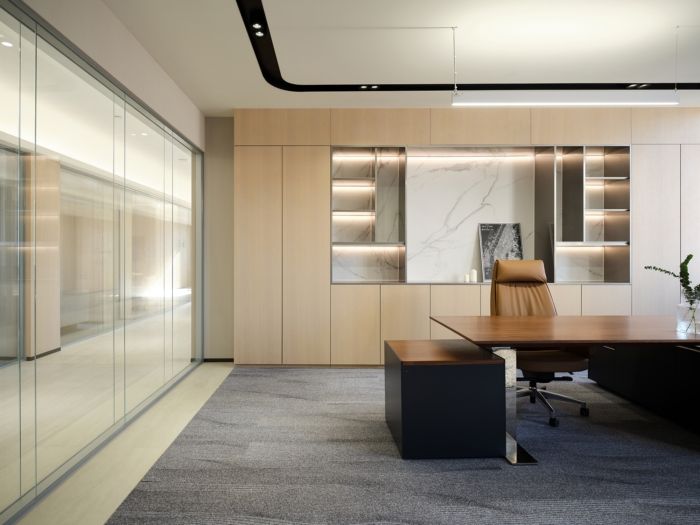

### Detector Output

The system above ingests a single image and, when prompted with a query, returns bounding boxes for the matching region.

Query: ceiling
[103,0,700,114]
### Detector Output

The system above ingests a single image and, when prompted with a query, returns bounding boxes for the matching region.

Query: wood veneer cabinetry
[631,145,680,315]
[430,285,480,339]
[234,109,330,145]
[330,109,430,145]
[331,285,380,365]
[283,147,331,364]
[531,109,631,145]
[380,285,430,363]
[233,146,282,364]
[631,108,700,144]
[430,108,531,145]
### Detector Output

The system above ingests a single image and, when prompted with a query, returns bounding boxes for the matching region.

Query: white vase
[676,303,699,334]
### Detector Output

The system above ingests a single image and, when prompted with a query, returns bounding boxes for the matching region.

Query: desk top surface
[430,315,700,347]
[385,339,504,365]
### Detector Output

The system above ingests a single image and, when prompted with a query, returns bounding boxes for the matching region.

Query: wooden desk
[430,315,699,348]
[430,315,700,464]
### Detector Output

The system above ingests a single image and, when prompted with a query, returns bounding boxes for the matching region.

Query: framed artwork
[478,223,523,281]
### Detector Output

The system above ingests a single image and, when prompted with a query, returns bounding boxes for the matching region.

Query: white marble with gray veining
[375,157,402,243]
[332,247,403,282]
[332,218,374,243]
[556,249,604,282]
[406,151,535,283]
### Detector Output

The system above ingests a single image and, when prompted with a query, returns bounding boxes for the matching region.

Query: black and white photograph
[479,223,524,281]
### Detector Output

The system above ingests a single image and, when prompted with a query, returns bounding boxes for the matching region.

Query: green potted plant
[644,254,700,334]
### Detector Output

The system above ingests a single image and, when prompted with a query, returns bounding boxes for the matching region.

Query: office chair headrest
[492,259,548,283]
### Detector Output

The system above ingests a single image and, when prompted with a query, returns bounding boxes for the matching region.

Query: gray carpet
[108,368,700,525]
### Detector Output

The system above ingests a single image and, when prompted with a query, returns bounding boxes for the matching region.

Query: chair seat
[516,349,588,373]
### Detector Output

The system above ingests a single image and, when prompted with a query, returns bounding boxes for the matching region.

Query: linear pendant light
[451,89,680,107]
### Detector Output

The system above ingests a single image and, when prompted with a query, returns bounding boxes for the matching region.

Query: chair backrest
[490,259,557,317]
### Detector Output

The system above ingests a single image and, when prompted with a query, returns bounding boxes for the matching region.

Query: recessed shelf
[333,242,405,247]
[585,176,629,180]
[556,241,629,247]
[332,178,375,186]
[332,210,375,216]
[584,208,629,213]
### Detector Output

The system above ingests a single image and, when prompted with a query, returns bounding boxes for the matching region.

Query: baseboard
[25,347,61,361]
[203,358,234,362]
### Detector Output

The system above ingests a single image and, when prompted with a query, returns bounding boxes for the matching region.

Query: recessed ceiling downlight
[1,41,13,48]
[252,23,261,29]
[255,31,264,37]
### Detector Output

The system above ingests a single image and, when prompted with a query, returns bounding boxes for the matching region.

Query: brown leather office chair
[491,259,589,427]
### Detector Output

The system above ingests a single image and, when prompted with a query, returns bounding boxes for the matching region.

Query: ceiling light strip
[452,90,679,107]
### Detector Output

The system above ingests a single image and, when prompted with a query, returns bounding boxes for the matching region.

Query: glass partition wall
[0,4,202,520]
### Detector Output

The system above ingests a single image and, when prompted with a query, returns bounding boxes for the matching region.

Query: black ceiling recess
[236,0,699,92]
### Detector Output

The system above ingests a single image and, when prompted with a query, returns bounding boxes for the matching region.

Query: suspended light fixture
[451,89,680,107]
[450,27,681,107]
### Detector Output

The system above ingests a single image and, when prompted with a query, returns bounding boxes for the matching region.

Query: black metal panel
[384,342,505,460]
[384,343,404,455]
[589,343,700,434]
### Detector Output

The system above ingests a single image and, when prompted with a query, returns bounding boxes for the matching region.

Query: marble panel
[332,246,404,282]
[332,216,373,243]
[556,248,604,282]
[405,148,535,282]
[375,157,402,243]
[331,187,374,212]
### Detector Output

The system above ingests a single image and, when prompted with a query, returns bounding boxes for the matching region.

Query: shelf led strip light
[452,90,680,107]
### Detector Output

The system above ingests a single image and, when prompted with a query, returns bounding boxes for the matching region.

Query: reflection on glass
[0,4,199,517]
[35,36,116,482]
[0,8,22,511]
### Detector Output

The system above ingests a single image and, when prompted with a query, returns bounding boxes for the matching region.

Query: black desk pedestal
[385,340,505,459]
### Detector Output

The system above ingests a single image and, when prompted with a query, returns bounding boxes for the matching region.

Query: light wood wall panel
[531,109,631,144]
[234,109,330,145]
[380,285,430,362]
[283,146,331,364]
[681,145,700,283]
[632,109,700,144]
[549,284,582,315]
[582,285,631,315]
[331,285,380,365]
[430,108,531,145]
[480,285,492,316]
[203,118,235,359]
[430,285,481,339]
[631,145,680,315]
[331,109,430,145]
[234,146,282,364]
[24,157,61,358]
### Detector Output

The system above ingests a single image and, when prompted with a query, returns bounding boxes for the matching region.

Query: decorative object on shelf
[644,254,700,334]
[478,223,522,282]
[470,268,478,283]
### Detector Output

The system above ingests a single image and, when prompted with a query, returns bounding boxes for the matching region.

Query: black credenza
[588,343,700,433]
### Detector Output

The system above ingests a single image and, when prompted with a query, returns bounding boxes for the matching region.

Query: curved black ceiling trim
[236,0,700,92]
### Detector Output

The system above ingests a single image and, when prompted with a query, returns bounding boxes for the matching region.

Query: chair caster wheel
[549,417,559,427]
[580,406,590,417]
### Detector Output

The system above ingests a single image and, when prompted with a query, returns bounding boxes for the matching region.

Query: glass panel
[18,19,37,500]
[172,141,193,375]
[0,8,22,512]
[0,4,200,517]
[34,36,117,482]
[124,108,166,411]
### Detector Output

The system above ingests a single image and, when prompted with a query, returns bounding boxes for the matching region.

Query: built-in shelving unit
[331,147,406,282]
[555,146,630,283]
